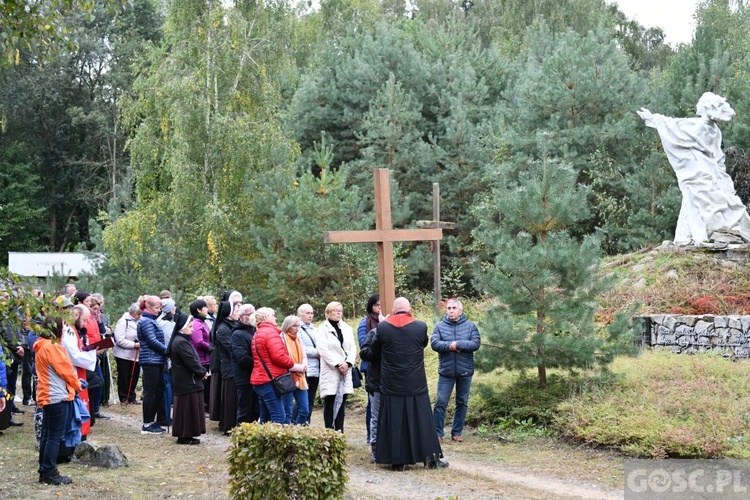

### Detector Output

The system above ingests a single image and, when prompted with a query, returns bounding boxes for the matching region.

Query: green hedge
[228,423,348,499]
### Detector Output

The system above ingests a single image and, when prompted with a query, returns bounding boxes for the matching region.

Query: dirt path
[105,406,626,499]
[343,434,623,500]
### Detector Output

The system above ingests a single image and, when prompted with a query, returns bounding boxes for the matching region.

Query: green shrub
[468,372,590,428]
[555,351,750,458]
[228,423,348,499]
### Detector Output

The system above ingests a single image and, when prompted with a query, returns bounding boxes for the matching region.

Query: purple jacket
[191,317,211,366]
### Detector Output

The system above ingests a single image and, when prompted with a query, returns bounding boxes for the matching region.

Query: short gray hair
[281,315,302,333]
[128,302,141,316]
[446,298,463,310]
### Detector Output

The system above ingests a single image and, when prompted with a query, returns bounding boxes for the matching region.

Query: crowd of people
[1,286,482,483]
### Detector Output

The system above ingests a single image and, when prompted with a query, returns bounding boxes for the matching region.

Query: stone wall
[639,314,750,358]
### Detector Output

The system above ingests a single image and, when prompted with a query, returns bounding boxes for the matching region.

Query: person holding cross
[373,297,447,470]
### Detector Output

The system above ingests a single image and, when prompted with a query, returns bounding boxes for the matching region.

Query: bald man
[372,297,448,470]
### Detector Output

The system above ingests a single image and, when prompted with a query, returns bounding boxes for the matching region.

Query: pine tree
[473,140,634,388]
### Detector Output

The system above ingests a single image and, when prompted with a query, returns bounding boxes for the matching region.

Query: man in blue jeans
[431,298,481,442]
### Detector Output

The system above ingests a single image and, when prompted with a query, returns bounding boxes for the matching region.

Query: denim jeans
[162,369,173,426]
[282,389,309,425]
[292,376,318,425]
[433,374,472,438]
[252,382,285,424]
[38,400,71,474]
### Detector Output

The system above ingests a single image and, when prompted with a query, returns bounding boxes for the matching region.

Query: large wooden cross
[416,183,456,305]
[323,168,442,311]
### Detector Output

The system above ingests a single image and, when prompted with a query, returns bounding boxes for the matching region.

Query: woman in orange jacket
[35,317,82,486]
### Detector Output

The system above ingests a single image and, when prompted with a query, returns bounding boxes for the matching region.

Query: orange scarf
[284,332,308,390]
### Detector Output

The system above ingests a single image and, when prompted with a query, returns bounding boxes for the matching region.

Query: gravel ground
[2,395,624,499]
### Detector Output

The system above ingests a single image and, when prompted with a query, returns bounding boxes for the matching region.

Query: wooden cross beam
[416,183,456,305]
[323,169,442,311]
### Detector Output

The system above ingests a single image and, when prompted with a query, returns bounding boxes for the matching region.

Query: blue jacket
[357,317,370,373]
[136,312,167,366]
[0,351,7,396]
[65,397,90,447]
[430,313,481,378]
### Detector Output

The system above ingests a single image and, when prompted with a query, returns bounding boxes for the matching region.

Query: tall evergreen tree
[473,141,634,388]
[286,16,504,289]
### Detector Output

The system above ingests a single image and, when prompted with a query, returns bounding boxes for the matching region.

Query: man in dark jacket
[373,297,447,470]
[232,303,260,424]
[1,314,26,426]
[431,298,481,442]
[359,326,381,463]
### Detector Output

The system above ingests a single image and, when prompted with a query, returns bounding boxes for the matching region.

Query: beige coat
[316,320,357,398]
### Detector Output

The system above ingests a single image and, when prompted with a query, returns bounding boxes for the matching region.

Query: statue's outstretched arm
[636,107,657,128]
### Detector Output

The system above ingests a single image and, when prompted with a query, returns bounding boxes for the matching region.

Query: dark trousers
[141,364,165,425]
[236,385,261,425]
[115,356,140,403]
[38,400,71,474]
[323,394,347,432]
[22,347,34,402]
[88,363,104,415]
[6,356,20,414]
[202,364,210,412]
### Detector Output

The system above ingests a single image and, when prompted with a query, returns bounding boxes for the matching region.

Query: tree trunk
[537,229,547,389]
[537,293,547,389]
[49,185,57,250]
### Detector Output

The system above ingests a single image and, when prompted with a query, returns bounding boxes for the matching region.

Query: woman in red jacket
[250,308,294,424]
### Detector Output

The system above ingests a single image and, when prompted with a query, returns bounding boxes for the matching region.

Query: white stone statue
[638,92,750,245]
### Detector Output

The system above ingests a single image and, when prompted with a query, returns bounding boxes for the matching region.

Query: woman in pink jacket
[189,299,211,412]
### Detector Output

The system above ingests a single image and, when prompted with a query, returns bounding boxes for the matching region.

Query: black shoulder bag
[255,341,296,396]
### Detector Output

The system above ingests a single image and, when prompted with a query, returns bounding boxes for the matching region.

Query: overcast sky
[610,0,699,46]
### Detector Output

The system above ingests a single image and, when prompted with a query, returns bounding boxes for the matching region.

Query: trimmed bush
[228,423,348,499]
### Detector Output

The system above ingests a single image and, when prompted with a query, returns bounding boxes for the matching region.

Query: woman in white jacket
[113,303,141,404]
[316,301,357,432]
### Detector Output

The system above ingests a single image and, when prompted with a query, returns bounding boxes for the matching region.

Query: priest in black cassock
[373,297,448,471]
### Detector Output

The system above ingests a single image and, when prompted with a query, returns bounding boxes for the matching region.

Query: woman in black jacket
[169,314,207,445]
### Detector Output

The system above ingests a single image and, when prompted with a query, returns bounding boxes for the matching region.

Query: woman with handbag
[250,308,295,424]
[316,301,357,432]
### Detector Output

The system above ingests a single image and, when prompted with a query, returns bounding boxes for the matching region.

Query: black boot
[39,470,73,485]
[425,453,449,469]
